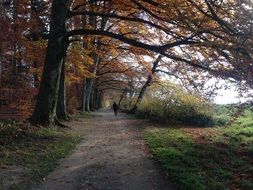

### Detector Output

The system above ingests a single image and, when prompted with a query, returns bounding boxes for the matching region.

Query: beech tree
[25,0,253,125]
[0,0,49,116]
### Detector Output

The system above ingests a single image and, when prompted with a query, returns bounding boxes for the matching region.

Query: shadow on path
[32,110,174,190]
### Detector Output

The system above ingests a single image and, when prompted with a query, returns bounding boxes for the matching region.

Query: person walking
[112,102,118,116]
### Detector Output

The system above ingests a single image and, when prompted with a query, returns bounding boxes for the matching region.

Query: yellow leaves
[24,40,47,64]
[146,81,213,118]
[139,24,149,35]
[65,43,96,84]
[66,75,82,83]
[67,44,94,67]
[29,67,43,78]
[66,68,92,84]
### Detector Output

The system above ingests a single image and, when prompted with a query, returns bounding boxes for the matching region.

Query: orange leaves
[0,87,38,118]
[67,44,94,66]
[25,40,47,62]
[1,0,252,118]
[65,43,94,84]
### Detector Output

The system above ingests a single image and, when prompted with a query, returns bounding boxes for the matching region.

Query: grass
[144,109,253,190]
[0,121,82,190]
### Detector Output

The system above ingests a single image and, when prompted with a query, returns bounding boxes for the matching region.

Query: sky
[163,74,246,105]
[145,56,251,105]
[212,80,251,105]
[214,88,241,104]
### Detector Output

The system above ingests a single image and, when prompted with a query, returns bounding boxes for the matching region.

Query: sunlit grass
[145,110,253,190]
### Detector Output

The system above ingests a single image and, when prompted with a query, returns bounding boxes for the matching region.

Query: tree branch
[67,10,170,34]
[65,29,198,52]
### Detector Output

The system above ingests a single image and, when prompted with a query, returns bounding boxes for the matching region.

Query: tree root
[55,119,70,128]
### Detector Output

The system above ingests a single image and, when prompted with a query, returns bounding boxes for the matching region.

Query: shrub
[137,82,214,126]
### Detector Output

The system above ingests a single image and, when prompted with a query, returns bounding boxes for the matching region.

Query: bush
[137,82,214,126]
[213,104,252,126]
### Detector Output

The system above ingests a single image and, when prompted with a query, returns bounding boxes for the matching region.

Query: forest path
[33,110,173,190]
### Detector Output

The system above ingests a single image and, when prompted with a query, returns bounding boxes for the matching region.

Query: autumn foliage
[0,0,252,123]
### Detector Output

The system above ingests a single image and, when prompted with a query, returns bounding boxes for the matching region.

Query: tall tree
[30,0,70,125]
[30,0,253,125]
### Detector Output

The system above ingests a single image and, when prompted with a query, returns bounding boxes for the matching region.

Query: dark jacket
[113,103,118,111]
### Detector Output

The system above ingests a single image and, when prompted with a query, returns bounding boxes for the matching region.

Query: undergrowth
[137,82,214,126]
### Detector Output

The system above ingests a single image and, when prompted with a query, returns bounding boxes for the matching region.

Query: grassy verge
[0,121,82,190]
[145,116,253,190]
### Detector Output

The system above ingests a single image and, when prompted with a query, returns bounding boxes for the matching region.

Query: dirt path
[32,111,174,190]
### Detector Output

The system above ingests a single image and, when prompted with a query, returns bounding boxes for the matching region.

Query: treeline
[0,0,141,119]
[0,0,252,125]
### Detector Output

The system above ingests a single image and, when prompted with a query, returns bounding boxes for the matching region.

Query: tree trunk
[90,89,94,111]
[57,61,68,120]
[99,92,104,109]
[85,78,92,112]
[131,76,152,113]
[93,87,97,110]
[96,89,101,109]
[85,55,100,111]
[93,85,100,109]
[131,55,162,113]
[80,78,86,112]
[30,0,69,125]
[118,88,127,108]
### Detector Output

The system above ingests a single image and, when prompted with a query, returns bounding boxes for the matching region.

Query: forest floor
[31,110,174,190]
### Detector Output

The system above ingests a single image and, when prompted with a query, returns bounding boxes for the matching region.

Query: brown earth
[31,111,174,190]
